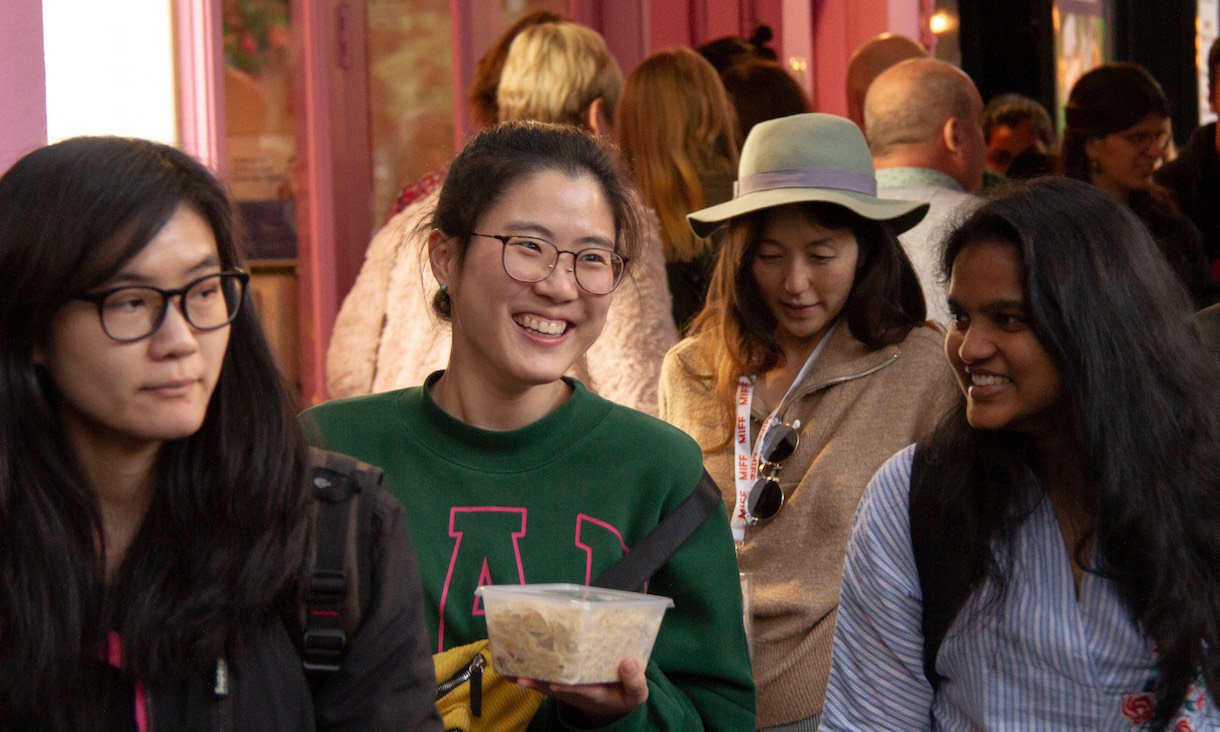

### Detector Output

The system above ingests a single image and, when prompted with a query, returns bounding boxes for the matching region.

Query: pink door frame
[0,0,48,174]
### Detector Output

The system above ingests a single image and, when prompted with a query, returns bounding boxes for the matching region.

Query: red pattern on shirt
[389,167,447,221]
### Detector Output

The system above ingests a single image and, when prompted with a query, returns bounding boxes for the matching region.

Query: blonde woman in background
[326,21,677,415]
[618,47,739,332]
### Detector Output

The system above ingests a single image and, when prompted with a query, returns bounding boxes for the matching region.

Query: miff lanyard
[731,322,838,542]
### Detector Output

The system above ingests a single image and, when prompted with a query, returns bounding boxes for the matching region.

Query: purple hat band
[734,168,878,198]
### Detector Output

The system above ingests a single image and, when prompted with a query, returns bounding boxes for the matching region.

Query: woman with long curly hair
[825,177,1220,731]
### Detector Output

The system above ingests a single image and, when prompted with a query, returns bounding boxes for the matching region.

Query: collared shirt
[875,167,965,192]
[872,168,982,324]
[822,446,1218,731]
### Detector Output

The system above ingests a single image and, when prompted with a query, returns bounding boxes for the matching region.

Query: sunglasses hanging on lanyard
[732,321,840,540]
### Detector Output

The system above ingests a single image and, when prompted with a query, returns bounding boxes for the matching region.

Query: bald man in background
[864,57,986,323]
[845,33,927,128]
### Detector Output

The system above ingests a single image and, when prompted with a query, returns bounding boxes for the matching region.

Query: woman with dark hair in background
[0,137,439,729]
[618,46,739,332]
[303,121,755,730]
[824,177,1220,731]
[660,113,957,730]
[720,59,813,145]
[1060,62,1218,308]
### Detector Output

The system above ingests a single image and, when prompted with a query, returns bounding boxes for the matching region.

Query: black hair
[696,36,759,76]
[0,137,310,727]
[921,176,1220,731]
[427,121,643,319]
[720,59,814,143]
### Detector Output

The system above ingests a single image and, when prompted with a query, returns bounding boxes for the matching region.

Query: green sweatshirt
[300,375,755,731]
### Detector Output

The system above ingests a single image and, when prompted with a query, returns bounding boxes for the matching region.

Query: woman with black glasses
[658,113,958,731]
[301,121,755,730]
[0,137,440,729]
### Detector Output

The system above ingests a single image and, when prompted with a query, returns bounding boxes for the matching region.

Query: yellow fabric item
[434,639,544,732]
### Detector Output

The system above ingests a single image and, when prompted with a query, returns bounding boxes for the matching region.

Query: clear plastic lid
[476,583,674,608]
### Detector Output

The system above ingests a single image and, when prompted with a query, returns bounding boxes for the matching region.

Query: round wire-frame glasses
[470,232,628,294]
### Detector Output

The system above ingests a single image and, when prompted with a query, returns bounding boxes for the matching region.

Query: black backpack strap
[911,443,980,694]
[908,444,942,691]
[592,469,722,592]
[302,447,380,678]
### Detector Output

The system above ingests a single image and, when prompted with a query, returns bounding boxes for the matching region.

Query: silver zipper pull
[214,657,229,697]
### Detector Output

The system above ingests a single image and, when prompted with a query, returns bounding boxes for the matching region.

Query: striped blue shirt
[822,446,1218,731]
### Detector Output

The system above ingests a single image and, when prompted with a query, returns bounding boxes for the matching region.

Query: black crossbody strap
[301,448,380,677]
[592,469,722,592]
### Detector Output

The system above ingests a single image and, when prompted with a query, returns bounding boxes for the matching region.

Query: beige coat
[326,189,678,415]
[658,322,959,726]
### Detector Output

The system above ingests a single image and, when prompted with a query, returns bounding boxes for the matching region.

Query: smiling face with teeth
[430,168,618,397]
[945,240,1066,438]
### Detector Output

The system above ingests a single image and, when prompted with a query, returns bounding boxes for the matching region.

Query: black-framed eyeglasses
[745,422,800,525]
[469,232,628,295]
[75,270,249,343]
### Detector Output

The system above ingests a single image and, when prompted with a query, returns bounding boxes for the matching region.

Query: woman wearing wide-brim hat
[658,113,960,731]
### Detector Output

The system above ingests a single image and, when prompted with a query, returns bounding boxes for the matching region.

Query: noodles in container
[476,583,674,685]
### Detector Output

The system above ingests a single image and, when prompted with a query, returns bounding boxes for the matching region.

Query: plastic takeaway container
[476,583,674,684]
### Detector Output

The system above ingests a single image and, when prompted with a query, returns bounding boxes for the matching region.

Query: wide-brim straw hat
[688,112,929,238]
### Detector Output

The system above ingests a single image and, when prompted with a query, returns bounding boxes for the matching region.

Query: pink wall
[0,0,47,174]
[444,0,934,150]
[292,0,375,405]
[176,0,226,172]
[812,0,927,116]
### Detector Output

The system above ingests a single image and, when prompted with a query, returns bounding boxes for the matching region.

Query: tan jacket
[658,322,959,727]
[326,189,678,415]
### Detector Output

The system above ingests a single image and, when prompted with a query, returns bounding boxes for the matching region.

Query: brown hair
[720,59,813,144]
[1060,62,1169,181]
[617,48,738,263]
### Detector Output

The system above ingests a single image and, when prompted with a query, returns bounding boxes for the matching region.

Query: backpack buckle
[301,627,347,673]
[308,568,347,606]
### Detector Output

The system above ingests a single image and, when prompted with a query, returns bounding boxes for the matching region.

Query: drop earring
[439,283,448,294]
